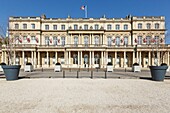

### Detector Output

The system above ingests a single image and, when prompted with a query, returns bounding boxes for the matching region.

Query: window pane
[53,25,57,30]
[45,25,49,30]
[31,24,35,29]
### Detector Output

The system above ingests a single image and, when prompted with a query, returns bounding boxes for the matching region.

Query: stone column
[69,51,71,67]
[92,51,94,66]
[34,51,37,68]
[139,51,141,66]
[90,34,92,45]
[136,51,139,63]
[89,51,91,67]
[1,51,4,63]
[31,51,34,65]
[80,51,82,67]
[22,51,25,67]
[38,52,40,67]
[157,51,160,66]
[133,51,135,64]
[149,51,151,66]
[4,52,7,64]
[78,51,80,66]
[101,51,103,68]
[55,52,58,63]
[124,51,126,67]
[47,51,49,67]
[115,51,117,68]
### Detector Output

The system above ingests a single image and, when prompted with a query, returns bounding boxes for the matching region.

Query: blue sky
[0,0,170,43]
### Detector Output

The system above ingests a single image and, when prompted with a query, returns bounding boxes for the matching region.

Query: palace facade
[1,15,169,69]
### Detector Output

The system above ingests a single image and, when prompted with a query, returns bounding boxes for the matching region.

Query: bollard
[42,68,43,72]
[91,71,93,79]
[69,68,71,72]
[77,71,79,78]
[105,71,107,79]
[63,71,65,78]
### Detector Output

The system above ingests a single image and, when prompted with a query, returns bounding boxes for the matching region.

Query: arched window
[138,23,142,29]
[61,36,65,46]
[74,36,78,46]
[115,36,120,46]
[124,24,128,30]
[115,24,120,30]
[84,36,89,46]
[53,36,58,46]
[107,36,112,46]
[95,24,99,30]
[107,24,112,30]
[15,24,19,29]
[94,36,99,46]
[23,24,27,29]
[146,23,151,29]
[155,23,159,29]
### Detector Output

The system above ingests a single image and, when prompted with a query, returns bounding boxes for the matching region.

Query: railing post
[105,71,107,79]
[63,71,65,78]
[77,71,79,78]
[91,71,93,79]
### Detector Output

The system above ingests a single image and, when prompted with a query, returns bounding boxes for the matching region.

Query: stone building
[1,15,169,69]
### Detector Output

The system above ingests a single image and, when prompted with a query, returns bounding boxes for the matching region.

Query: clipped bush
[133,63,139,66]
[107,62,113,65]
[160,63,167,66]
[0,62,6,65]
[26,62,32,65]
[55,62,61,65]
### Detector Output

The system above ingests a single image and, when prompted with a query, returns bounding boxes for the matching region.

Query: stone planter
[24,65,33,72]
[107,65,113,72]
[54,63,62,72]
[132,66,141,72]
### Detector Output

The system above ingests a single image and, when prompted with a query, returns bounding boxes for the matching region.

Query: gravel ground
[0,79,170,113]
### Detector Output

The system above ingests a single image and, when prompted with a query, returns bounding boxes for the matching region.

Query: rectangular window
[124,37,128,45]
[84,25,88,30]
[23,24,27,29]
[94,37,99,46]
[146,36,151,45]
[53,37,57,45]
[115,37,120,46]
[154,36,159,44]
[74,37,78,46]
[116,25,120,30]
[45,25,49,30]
[84,37,88,46]
[31,24,35,29]
[23,36,27,43]
[53,25,57,30]
[31,36,36,44]
[124,25,128,30]
[74,25,78,30]
[107,37,112,46]
[107,25,112,30]
[45,37,49,45]
[61,25,65,30]
[61,37,65,46]
[138,36,142,45]
[95,25,99,30]
[15,24,19,29]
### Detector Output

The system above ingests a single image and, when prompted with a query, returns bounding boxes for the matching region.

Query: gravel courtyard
[0,79,170,113]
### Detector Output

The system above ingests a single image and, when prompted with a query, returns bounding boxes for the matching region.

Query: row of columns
[1,51,170,68]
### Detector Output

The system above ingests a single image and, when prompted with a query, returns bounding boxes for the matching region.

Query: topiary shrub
[0,62,6,65]
[160,63,167,66]
[133,63,139,66]
[55,62,61,65]
[26,62,32,65]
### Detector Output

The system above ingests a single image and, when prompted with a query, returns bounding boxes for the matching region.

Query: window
[115,24,120,30]
[154,36,159,44]
[146,23,151,29]
[15,36,19,44]
[45,25,49,30]
[94,54,100,64]
[74,36,78,46]
[124,24,128,30]
[124,37,128,45]
[31,24,35,29]
[115,37,120,46]
[53,25,57,30]
[74,25,78,30]
[94,36,99,46]
[53,37,57,45]
[61,37,65,46]
[45,37,49,45]
[84,24,88,30]
[73,54,78,64]
[138,23,142,29]
[138,36,142,45]
[23,36,27,43]
[31,36,36,44]
[84,36,88,46]
[23,24,27,29]
[146,36,151,45]
[107,24,112,30]
[155,23,159,29]
[15,24,19,29]
[61,25,65,30]
[95,24,99,30]
[107,36,112,46]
